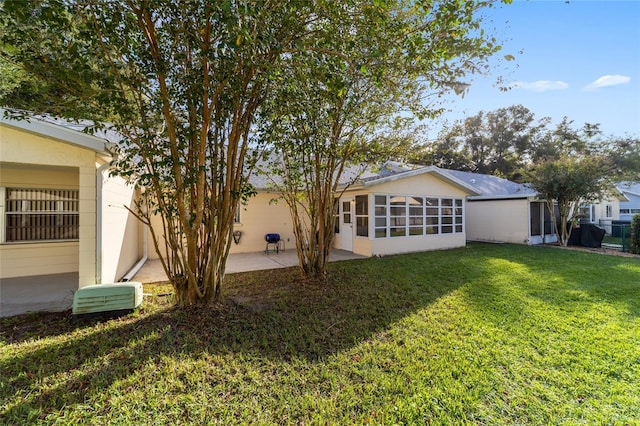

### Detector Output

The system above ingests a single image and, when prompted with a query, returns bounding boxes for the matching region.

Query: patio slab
[131,249,365,283]
[0,250,365,317]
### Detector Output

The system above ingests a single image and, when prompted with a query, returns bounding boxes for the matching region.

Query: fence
[598,220,631,252]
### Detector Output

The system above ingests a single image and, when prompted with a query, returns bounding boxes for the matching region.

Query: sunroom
[333,166,480,257]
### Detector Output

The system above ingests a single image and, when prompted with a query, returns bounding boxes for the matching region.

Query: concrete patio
[1,249,365,317]
[131,249,365,283]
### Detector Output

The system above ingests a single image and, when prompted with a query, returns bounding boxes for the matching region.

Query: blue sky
[429,0,640,139]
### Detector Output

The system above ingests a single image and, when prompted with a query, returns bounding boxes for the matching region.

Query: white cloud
[511,80,569,92]
[584,74,631,90]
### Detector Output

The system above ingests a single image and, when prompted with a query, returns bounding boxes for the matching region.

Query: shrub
[629,213,640,254]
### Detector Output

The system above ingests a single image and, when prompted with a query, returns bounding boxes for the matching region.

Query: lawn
[1,243,639,425]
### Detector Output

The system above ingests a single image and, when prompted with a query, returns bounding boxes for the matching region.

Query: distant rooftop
[444,169,537,199]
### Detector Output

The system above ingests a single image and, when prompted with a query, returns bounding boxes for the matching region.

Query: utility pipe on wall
[95,161,111,284]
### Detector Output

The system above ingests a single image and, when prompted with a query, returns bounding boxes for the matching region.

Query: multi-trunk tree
[2,0,512,301]
[259,0,509,279]
[2,0,324,305]
[526,155,615,247]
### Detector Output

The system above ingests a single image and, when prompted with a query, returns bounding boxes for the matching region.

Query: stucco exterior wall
[465,198,530,244]
[147,191,296,259]
[370,173,470,198]
[0,124,99,287]
[101,174,141,282]
[593,197,621,222]
[231,191,296,254]
[339,172,472,257]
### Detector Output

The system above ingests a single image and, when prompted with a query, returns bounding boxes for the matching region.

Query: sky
[427,0,640,139]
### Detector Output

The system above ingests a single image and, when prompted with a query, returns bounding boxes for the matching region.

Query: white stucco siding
[369,233,466,256]
[1,126,98,167]
[0,124,101,287]
[0,165,80,278]
[593,198,621,222]
[369,173,470,198]
[101,174,141,282]
[147,191,297,259]
[230,192,296,254]
[465,199,530,244]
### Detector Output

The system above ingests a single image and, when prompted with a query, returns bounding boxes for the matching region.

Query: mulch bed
[546,243,640,259]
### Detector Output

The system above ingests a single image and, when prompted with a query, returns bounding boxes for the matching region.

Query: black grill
[265,233,281,244]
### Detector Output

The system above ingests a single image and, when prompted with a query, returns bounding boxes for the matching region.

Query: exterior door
[340,198,354,251]
[529,201,557,244]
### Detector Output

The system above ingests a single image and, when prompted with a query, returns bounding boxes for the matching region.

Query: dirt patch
[544,243,640,259]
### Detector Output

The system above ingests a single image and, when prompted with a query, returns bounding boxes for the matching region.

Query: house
[616,182,640,222]
[0,112,145,316]
[333,166,480,256]
[576,188,628,235]
[146,162,481,258]
[1,111,562,316]
[441,170,558,245]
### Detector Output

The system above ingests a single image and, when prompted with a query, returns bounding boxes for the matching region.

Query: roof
[337,161,481,196]
[617,181,640,198]
[0,109,115,155]
[250,153,380,191]
[342,160,536,199]
[444,169,538,200]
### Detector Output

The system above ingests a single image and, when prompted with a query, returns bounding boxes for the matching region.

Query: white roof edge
[620,189,640,198]
[362,166,481,196]
[468,193,538,201]
[1,109,110,155]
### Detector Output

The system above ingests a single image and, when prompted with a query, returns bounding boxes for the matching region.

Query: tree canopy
[1,0,512,302]
[415,105,640,182]
[258,0,509,278]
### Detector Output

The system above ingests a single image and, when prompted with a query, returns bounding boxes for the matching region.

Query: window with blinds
[5,188,80,242]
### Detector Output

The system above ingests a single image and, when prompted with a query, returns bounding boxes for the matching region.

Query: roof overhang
[340,166,482,196]
[611,187,630,202]
[467,192,540,201]
[1,109,111,156]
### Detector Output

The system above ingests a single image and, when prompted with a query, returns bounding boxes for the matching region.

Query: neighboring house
[0,112,144,316]
[444,170,557,245]
[616,182,640,222]
[577,188,628,234]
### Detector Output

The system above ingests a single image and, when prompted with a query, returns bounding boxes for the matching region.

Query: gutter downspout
[120,218,148,282]
[96,161,111,284]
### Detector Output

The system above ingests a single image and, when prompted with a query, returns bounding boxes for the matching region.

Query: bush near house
[629,213,640,254]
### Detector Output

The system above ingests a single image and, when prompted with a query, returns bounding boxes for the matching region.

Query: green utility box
[72,282,143,318]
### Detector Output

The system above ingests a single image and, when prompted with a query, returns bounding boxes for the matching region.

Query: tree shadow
[7,244,635,421]
[1,251,470,421]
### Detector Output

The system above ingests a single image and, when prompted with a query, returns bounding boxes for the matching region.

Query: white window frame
[373,194,464,239]
[355,195,368,237]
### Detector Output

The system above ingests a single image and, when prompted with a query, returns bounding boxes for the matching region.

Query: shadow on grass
[0,250,470,421]
[4,244,638,421]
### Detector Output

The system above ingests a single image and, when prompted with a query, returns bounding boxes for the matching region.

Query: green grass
[602,235,624,246]
[2,243,639,425]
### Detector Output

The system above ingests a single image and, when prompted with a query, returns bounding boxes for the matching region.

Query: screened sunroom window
[4,188,79,242]
[355,195,368,237]
[374,194,463,238]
